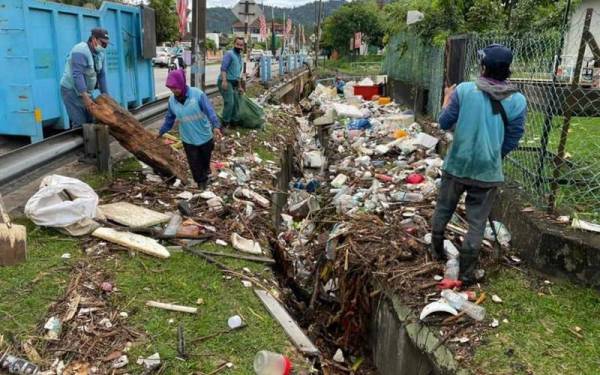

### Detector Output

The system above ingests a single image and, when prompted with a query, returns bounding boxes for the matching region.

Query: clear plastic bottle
[391,191,424,202]
[253,351,291,375]
[441,290,486,321]
[444,258,459,280]
[443,240,460,259]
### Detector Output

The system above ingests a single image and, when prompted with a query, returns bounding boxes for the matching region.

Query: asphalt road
[154,61,261,95]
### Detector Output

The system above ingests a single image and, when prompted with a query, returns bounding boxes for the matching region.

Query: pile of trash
[271,82,513,364]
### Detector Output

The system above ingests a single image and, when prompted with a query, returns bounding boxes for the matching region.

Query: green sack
[237,93,265,129]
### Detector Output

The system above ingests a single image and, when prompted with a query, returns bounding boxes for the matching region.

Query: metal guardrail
[0,86,219,188]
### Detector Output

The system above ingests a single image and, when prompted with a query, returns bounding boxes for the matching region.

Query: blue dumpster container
[0,0,155,143]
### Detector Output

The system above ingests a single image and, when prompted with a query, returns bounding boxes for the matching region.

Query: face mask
[95,44,105,53]
[234,47,242,54]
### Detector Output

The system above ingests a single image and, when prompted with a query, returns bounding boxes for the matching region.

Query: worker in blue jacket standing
[431,44,527,285]
[158,69,222,190]
[218,37,244,127]
[60,28,109,128]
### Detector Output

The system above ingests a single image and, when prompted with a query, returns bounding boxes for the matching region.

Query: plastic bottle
[391,191,424,203]
[441,290,486,321]
[0,352,39,374]
[253,351,292,375]
[444,258,459,280]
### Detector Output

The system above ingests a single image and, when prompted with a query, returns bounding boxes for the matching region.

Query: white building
[562,0,600,68]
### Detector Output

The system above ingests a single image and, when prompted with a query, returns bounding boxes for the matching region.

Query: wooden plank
[254,289,320,356]
[194,249,275,264]
[99,202,170,228]
[96,124,112,175]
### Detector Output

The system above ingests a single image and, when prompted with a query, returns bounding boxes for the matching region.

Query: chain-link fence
[384,13,600,222]
[383,32,445,119]
[463,23,600,222]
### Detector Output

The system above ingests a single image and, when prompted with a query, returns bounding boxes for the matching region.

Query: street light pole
[190,0,206,89]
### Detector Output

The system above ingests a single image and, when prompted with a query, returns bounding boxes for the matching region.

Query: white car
[152,47,170,67]
[250,49,264,62]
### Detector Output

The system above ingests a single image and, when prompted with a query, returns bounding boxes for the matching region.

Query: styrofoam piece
[231,233,262,255]
[419,300,459,320]
[92,228,170,259]
[414,132,440,149]
[99,202,170,228]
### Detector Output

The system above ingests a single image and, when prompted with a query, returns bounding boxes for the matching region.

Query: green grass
[0,221,80,345]
[110,242,293,374]
[473,268,600,374]
[317,55,383,77]
[507,112,600,220]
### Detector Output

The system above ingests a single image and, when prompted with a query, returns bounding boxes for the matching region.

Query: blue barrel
[0,0,155,143]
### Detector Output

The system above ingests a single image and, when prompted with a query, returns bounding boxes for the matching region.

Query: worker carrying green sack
[218,37,244,128]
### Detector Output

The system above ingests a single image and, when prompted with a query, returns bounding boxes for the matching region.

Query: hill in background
[207,0,346,34]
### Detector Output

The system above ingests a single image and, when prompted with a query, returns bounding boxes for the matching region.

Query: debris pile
[271,82,512,366]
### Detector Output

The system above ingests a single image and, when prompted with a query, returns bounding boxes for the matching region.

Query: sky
[207,0,320,8]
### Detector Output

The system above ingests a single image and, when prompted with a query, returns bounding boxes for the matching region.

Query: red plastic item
[282,357,292,375]
[437,278,463,290]
[406,173,425,184]
[375,173,393,182]
[353,85,380,100]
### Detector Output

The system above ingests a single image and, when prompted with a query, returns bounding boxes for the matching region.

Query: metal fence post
[548,8,594,211]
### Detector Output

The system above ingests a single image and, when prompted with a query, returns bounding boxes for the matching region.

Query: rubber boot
[459,252,479,286]
[429,232,446,261]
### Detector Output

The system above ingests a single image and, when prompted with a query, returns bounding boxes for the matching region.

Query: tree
[321,0,384,56]
[148,0,179,45]
[205,38,217,53]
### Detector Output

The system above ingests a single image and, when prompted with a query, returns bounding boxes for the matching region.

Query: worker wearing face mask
[218,36,245,128]
[60,28,110,128]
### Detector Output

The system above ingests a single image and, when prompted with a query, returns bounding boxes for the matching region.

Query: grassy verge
[0,157,295,372]
[472,268,600,374]
[111,242,294,373]
[0,223,80,345]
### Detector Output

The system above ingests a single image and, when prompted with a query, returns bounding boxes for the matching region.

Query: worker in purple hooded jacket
[157,70,222,189]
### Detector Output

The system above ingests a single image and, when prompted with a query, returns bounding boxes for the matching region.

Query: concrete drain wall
[370,292,468,375]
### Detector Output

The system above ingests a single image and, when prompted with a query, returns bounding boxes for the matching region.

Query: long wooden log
[89,94,188,183]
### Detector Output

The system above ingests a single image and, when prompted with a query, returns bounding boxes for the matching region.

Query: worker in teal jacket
[158,69,222,190]
[60,28,109,128]
[431,44,527,285]
[218,37,244,127]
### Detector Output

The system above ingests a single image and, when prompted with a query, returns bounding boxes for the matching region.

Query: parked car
[250,49,264,62]
[152,47,170,67]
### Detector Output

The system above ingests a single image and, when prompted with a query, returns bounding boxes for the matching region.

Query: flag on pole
[286,16,292,40]
[259,15,267,40]
[176,0,188,37]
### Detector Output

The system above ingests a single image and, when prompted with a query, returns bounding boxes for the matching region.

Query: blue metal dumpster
[0,0,156,143]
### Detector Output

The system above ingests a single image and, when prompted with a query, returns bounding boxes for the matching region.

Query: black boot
[459,252,479,286]
[429,232,446,261]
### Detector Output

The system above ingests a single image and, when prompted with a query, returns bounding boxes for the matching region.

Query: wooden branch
[89,94,188,183]
[146,301,198,314]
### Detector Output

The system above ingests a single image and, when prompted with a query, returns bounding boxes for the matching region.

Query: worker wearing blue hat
[430,44,528,285]
[60,27,110,128]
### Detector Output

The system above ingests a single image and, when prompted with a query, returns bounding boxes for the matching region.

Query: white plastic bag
[25,175,99,228]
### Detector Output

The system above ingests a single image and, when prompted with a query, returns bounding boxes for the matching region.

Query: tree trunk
[89,94,188,183]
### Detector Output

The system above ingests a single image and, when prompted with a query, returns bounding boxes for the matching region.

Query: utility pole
[190,0,206,89]
[314,0,323,67]
[238,0,255,75]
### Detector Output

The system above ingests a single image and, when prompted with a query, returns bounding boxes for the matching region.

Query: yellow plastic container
[378,97,392,105]
[393,129,409,139]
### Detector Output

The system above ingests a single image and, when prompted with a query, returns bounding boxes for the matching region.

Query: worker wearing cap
[218,36,244,127]
[431,44,527,285]
[60,28,110,128]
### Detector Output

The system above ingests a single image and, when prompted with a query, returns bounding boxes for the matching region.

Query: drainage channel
[264,84,451,374]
